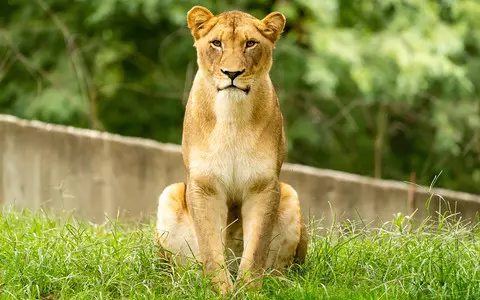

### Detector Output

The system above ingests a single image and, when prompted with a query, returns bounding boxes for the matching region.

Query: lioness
[155,6,308,294]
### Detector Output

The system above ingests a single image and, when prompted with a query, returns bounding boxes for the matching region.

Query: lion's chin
[217,84,250,94]
[217,87,250,101]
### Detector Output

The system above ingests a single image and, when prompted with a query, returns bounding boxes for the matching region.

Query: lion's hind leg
[155,182,199,265]
[266,182,308,272]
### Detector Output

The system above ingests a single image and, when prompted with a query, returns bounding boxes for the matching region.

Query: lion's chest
[190,125,274,199]
[188,91,276,200]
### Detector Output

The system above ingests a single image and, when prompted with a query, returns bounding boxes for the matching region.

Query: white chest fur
[189,90,275,200]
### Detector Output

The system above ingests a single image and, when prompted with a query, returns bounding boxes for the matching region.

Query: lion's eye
[211,40,222,47]
[246,40,257,48]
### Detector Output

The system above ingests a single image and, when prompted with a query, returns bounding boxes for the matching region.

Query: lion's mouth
[217,84,250,94]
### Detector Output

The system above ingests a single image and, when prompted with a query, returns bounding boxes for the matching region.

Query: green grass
[1,206,480,299]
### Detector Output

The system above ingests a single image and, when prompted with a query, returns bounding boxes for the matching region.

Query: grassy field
[1,206,480,299]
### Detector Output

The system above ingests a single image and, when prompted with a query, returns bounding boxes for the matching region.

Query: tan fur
[155,6,308,294]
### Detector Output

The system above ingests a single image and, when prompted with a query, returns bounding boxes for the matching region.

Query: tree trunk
[374,103,388,179]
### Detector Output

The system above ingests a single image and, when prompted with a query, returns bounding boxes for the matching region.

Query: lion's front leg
[236,179,281,288]
[186,177,233,294]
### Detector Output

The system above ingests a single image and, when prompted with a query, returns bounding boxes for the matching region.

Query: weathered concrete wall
[1,114,479,224]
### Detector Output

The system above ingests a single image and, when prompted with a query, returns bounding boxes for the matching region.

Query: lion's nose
[221,69,245,80]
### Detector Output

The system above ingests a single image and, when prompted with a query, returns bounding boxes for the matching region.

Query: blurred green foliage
[1,0,479,193]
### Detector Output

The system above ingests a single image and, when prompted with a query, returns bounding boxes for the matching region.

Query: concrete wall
[1,114,480,224]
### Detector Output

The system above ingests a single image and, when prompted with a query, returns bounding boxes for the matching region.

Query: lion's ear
[187,6,215,40]
[261,12,286,43]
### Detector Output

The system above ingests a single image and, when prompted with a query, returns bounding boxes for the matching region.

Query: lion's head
[187,6,286,95]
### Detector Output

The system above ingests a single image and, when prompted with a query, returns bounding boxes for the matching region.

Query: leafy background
[1,0,479,194]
